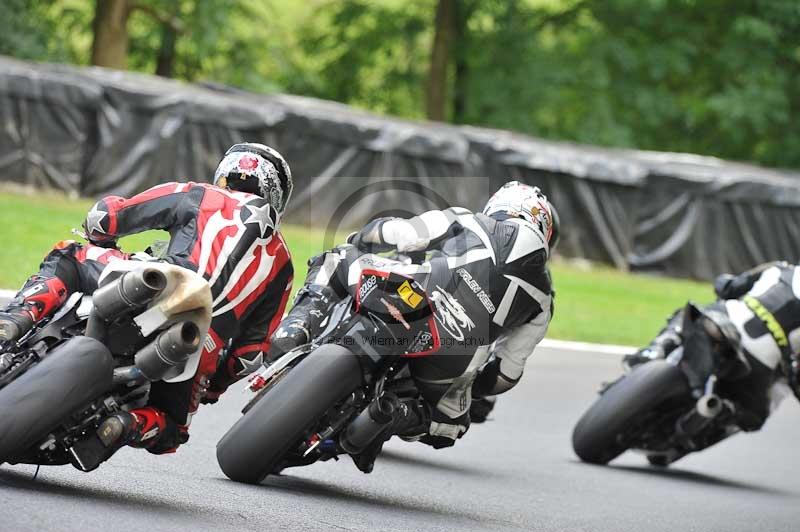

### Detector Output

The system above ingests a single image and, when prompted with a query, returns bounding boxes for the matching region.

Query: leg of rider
[267,247,350,362]
[351,350,481,473]
[623,308,685,368]
[0,241,105,342]
[411,352,478,448]
[99,369,199,455]
[99,327,224,455]
[717,354,776,432]
[349,395,431,474]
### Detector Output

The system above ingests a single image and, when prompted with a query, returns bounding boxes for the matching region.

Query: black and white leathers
[718,262,800,383]
[356,206,552,352]
[337,206,554,441]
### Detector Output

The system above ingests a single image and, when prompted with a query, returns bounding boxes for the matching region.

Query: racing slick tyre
[0,337,114,463]
[217,344,362,484]
[572,360,690,465]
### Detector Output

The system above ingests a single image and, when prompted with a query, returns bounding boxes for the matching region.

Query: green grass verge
[0,190,712,346]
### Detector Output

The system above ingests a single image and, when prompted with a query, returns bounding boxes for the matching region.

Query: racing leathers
[1,182,293,452]
[274,206,554,449]
[631,261,800,431]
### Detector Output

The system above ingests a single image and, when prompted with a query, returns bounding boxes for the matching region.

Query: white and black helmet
[483,181,560,249]
[214,142,293,216]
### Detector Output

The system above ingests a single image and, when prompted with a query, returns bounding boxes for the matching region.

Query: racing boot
[622,309,683,371]
[71,407,178,472]
[351,397,430,474]
[267,252,342,363]
[268,285,338,360]
[0,277,68,343]
[469,396,497,424]
[98,407,181,452]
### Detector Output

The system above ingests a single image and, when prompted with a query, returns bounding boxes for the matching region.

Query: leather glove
[713,273,736,299]
[201,389,223,405]
[81,221,118,249]
[201,376,228,405]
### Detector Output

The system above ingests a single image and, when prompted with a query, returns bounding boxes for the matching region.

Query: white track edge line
[539,338,636,355]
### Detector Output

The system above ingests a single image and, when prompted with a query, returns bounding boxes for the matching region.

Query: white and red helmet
[483,181,560,248]
[214,142,293,216]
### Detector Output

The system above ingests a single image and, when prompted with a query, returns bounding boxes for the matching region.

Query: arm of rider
[203,261,294,403]
[350,207,471,253]
[713,261,788,300]
[82,182,190,245]
[472,310,551,398]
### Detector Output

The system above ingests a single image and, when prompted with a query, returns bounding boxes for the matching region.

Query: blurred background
[1,0,799,345]
[3,0,799,164]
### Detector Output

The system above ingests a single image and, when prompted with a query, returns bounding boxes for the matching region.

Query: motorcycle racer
[268,181,558,472]
[0,143,294,461]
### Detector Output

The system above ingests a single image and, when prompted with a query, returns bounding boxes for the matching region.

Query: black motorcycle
[216,263,443,484]
[571,302,779,467]
[0,262,211,472]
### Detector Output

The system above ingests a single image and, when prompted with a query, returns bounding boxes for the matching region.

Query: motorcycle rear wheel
[216,344,362,484]
[0,336,113,464]
[571,360,690,465]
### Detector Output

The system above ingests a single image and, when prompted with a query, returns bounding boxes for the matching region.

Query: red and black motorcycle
[0,261,211,472]
[216,265,442,484]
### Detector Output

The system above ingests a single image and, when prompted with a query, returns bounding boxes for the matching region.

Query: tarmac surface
[0,346,798,532]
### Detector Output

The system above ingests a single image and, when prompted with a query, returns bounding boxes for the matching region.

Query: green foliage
[1,0,799,168]
[0,0,51,60]
[0,0,91,63]
[281,0,434,118]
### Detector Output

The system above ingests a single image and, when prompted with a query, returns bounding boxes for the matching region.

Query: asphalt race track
[0,346,797,532]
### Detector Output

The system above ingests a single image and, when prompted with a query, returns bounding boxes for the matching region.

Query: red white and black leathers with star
[12,182,293,452]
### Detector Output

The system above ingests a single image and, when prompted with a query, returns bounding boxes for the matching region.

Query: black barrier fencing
[2,55,799,280]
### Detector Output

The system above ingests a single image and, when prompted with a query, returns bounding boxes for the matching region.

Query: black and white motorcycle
[216,259,444,483]
[572,302,794,466]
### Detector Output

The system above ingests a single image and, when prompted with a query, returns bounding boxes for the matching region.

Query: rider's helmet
[483,181,560,250]
[214,142,293,217]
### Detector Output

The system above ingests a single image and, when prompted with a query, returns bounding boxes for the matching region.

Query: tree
[90,0,189,77]
[425,0,455,121]
[451,0,476,124]
[91,0,132,69]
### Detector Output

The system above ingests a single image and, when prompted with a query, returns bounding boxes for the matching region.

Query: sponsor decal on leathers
[456,268,496,313]
[397,279,424,309]
[359,274,378,300]
[430,285,475,341]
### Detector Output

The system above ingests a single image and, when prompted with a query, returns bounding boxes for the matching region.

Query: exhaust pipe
[676,393,724,437]
[340,395,397,454]
[134,321,201,381]
[696,393,723,418]
[86,268,168,340]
